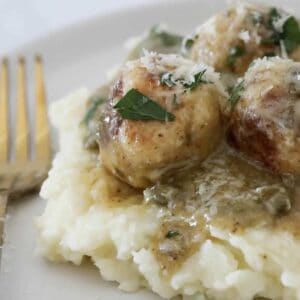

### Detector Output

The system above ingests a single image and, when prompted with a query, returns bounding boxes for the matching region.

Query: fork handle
[0,188,9,246]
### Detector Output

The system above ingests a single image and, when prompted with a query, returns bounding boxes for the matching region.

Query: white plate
[1,0,300,299]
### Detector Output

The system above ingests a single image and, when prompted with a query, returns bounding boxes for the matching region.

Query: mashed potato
[36,89,300,300]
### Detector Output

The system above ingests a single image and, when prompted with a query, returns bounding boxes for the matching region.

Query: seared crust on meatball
[98,53,226,188]
[227,57,300,174]
[189,3,300,75]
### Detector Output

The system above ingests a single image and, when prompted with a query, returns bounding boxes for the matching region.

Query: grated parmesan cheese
[126,50,227,97]
[247,56,298,73]
[238,30,250,43]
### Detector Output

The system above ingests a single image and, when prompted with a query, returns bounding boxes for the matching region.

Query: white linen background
[0,0,163,54]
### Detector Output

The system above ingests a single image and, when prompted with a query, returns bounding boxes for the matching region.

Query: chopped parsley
[114,88,175,121]
[150,25,183,47]
[127,25,183,60]
[262,8,300,53]
[165,230,180,239]
[228,80,244,107]
[227,44,246,67]
[184,37,195,50]
[160,72,176,87]
[82,97,105,125]
[267,7,281,29]
[259,8,281,45]
[181,34,198,54]
[282,16,300,53]
[184,70,209,90]
[251,11,263,25]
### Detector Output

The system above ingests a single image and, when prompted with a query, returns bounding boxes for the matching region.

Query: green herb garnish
[165,230,180,239]
[282,16,300,52]
[114,88,175,121]
[263,8,300,53]
[160,73,176,87]
[227,44,246,67]
[82,97,105,125]
[184,70,209,90]
[184,38,195,50]
[251,11,263,25]
[127,25,183,60]
[260,8,281,45]
[150,25,183,47]
[228,81,244,107]
[160,70,209,91]
[267,7,281,29]
[182,35,198,53]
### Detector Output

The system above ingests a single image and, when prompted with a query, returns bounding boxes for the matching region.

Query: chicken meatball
[186,3,300,75]
[97,52,227,188]
[227,57,300,175]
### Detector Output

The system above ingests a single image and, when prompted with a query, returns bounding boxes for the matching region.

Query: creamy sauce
[83,24,300,278]
[142,146,299,276]
[152,218,208,277]
[96,145,299,277]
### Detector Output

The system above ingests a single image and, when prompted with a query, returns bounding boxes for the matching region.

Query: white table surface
[0,0,162,54]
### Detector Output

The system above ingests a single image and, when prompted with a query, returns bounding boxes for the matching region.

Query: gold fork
[0,56,52,246]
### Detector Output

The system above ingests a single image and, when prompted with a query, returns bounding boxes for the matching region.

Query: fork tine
[15,56,29,162]
[34,55,51,161]
[0,58,9,163]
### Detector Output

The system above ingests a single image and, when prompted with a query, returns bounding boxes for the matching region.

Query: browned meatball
[227,57,300,175]
[97,53,227,188]
[187,3,300,75]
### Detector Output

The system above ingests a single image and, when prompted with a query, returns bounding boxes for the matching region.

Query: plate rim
[4,0,199,56]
